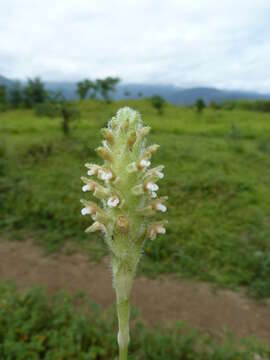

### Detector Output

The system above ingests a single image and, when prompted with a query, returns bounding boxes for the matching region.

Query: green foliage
[150,95,165,114]
[34,100,80,135]
[0,141,6,178]
[77,78,120,102]
[195,98,206,113]
[249,251,270,297]
[23,77,47,108]
[0,85,7,111]
[9,81,23,108]
[35,102,60,118]
[221,99,270,112]
[0,284,268,359]
[209,100,220,110]
[60,102,80,136]
[96,77,120,102]
[77,79,98,100]
[1,101,270,298]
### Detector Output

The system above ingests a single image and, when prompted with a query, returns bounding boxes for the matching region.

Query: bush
[250,251,270,298]
[209,101,221,110]
[35,102,60,118]
[195,98,206,113]
[26,143,53,161]
[221,100,270,112]
[0,142,6,177]
[0,284,269,359]
[150,95,166,114]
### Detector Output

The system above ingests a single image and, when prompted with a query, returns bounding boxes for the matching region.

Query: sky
[1,0,270,92]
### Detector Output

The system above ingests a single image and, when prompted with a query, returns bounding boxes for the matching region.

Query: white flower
[107,196,120,208]
[156,203,167,213]
[82,184,91,192]
[81,207,92,215]
[148,223,167,240]
[151,192,157,198]
[146,182,159,192]
[140,159,151,168]
[99,170,113,181]
[156,225,166,234]
[87,169,95,176]
[156,170,164,179]
[85,164,99,176]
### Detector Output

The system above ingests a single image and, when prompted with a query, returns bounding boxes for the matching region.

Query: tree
[0,85,7,110]
[195,98,206,113]
[59,101,80,136]
[150,95,166,115]
[124,90,130,97]
[96,77,120,102]
[23,77,47,108]
[137,91,143,98]
[9,81,23,108]
[77,79,99,100]
[77,80,91,100]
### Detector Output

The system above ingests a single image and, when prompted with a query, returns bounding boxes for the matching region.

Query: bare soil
[0,240,269,342]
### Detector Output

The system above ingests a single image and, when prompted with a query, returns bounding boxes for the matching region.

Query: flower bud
[136,126,151,143]
[101,128,115,145]
[127,131,137,150]
[116,215,130,233]
[96,146,113,163]
[85,221,106,233]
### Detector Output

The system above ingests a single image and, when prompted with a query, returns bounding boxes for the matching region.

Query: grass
[1,100,270,297]
[0,283,269,359]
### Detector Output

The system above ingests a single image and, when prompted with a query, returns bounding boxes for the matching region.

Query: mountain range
[1,74,269,105]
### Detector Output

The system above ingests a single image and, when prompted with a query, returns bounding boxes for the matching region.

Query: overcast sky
[1,0,270,92]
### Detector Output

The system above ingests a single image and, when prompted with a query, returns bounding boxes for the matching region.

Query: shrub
[0,142,6,177]
[26,143,53,161]
[60,103,80,136]
[35,102,60,118]
[0,85,7,112]
[209,101,221,110]
[221,100,270,112]
[195,98,206,113]
[0,284,269,360]
[150,95,166,114]
[250,251,270,297]
[9,81,23,108]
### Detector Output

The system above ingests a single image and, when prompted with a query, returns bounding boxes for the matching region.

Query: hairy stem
[114,266,133,360]
[117,297,130,360]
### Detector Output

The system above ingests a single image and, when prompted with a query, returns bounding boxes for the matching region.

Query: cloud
[0,0,270,92]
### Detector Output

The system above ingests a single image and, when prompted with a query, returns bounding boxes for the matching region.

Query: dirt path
[0,240,269,342]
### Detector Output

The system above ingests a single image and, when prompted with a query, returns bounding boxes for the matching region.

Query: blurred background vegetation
[1,77,270,358]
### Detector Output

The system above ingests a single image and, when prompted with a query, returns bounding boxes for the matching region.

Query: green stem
[119,343,128,360]
[117,297,130,360]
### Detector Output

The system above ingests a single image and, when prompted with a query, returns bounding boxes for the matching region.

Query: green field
[1,100,270,297]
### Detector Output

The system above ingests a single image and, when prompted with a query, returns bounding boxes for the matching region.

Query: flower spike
[80,107,167,360]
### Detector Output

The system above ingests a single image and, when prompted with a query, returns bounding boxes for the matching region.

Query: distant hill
[0,75,13,88]
[116,84,270,105]
[0,74,269,105]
